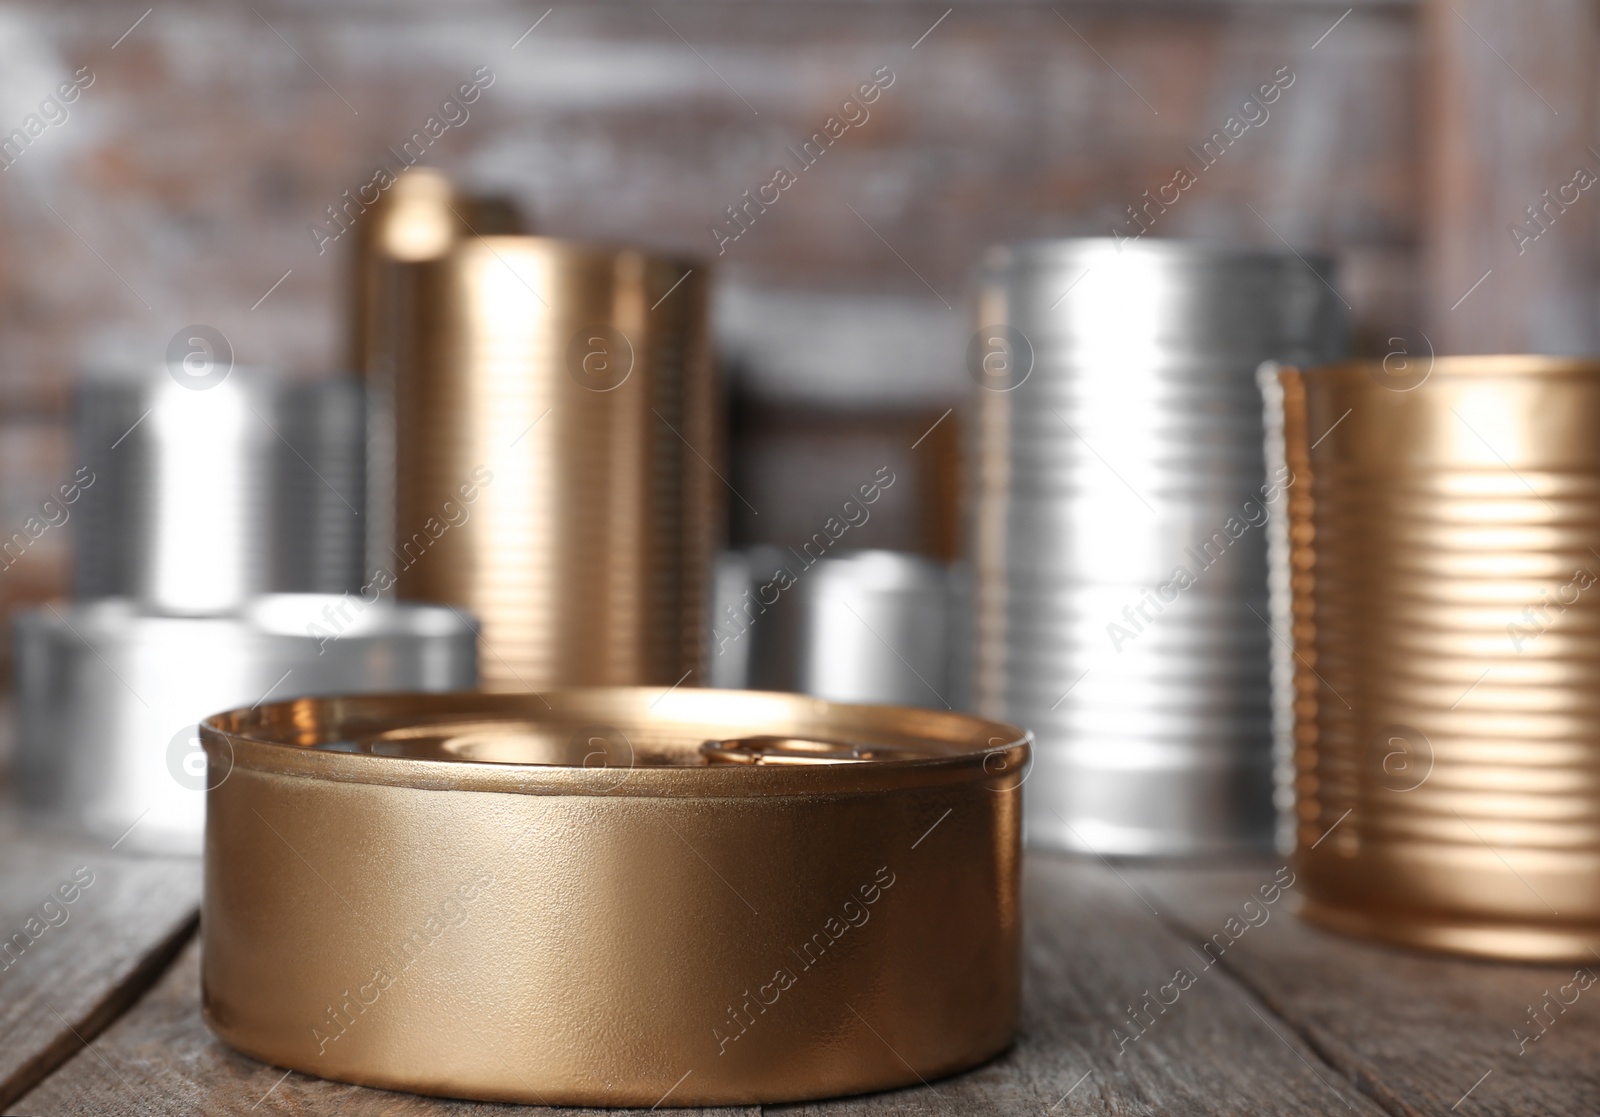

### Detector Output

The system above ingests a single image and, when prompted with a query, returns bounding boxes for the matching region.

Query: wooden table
[1,809,1593,1117]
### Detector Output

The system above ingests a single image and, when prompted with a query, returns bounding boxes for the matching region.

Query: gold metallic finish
[391,236,717,690]
[200,689,1026,1106]
[1283,357,1600,961]
[353,170,528,586]
[351,168,457,386]
[351,169,527,378]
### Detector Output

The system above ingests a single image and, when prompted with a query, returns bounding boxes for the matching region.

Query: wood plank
[0,812,200,1112]
[772,854,1389,1116]
[10,937,758,1116]
[17,852,1385,1115]
[1137,862,1600,1117]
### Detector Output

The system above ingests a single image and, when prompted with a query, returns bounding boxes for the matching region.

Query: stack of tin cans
[13,364,477,853]
[971,239,1346,855]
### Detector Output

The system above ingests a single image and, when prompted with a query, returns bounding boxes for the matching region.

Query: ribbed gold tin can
[351,170,526,587]
[351,169,527,379]
[388,236,717,690]
[199,689,1026,1106]
[350,167,461,380]
[1282,356,1600,961]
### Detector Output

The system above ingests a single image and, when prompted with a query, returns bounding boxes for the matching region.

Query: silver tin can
[971,239,1346,855]
[13,594,477,853]
[711,548,953,709]
[73,368,365,610]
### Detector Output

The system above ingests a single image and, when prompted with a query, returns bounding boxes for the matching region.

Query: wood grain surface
[9,939,758,1117]
[775,854,1386,1116]
[0,813,200,1112]
[1137,861,1600,1117]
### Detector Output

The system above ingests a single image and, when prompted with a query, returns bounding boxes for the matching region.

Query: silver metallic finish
[73,369,365,609]
[273,377,367,595]
[13,595,476,853]
[972,239,1346,855]
[1256,361,1299,854]
[712,548,953,709]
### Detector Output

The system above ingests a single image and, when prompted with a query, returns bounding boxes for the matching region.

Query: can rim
[13,595,475,641]
[200,688,1031,798]
[452,233,702,273]
[988,236,1335,270]
[1304,354,1600,379]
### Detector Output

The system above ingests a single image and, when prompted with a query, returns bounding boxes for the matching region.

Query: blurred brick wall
[0,0,1418,390]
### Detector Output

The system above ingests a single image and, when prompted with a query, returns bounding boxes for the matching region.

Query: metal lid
[202,688,1030,797]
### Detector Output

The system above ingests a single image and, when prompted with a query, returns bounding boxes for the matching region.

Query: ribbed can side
[971,238,1346,855]
[1287,357,1600,961]
[391,237,715,691]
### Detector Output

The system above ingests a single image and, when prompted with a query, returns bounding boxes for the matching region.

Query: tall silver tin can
[971,239,1346,855]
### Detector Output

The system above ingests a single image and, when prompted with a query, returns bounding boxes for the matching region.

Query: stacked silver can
[971,239,1345,855]
[14,364,477,854]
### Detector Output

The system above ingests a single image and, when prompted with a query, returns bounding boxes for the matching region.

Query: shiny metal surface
[972,239,1346,855]
[74,368,365,607]
[352,170,527,591]
[13,595,476,853]
[273,377,367,594]
[199,688,1026,1106]
[1283,357,1600,961]
[712,548,953,709]
[75,367,275,612]
[390,234,717,690]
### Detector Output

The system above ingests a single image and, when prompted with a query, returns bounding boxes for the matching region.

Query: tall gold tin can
[389,236,717,690]
[1282,356,1600,961]
[351,170,526,586]
[199,689,1027,1106]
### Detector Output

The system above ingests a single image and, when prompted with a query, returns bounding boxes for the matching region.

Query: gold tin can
[351,170,527,590]
[1282,356,1600,961]
[351,167,461,380]
[199,689,1027,1106]
[390,235,717,690]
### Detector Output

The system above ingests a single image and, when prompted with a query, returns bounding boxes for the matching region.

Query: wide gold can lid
[199,689,1028,1106]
